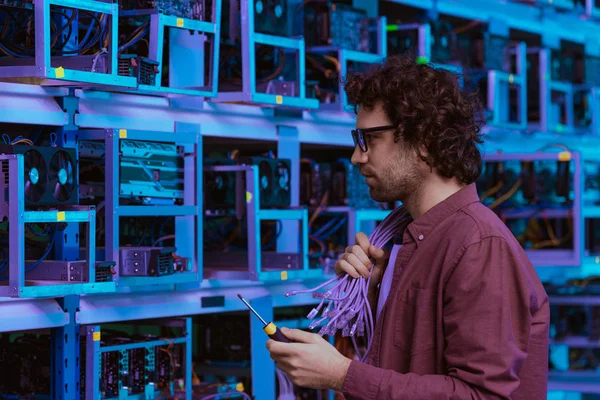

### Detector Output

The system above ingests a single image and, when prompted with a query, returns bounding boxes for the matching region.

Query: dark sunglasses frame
[351,125,395,152]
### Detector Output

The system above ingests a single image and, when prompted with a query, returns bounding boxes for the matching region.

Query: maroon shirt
[342,184,550,399]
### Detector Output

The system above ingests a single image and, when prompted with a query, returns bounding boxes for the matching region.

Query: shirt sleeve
[341,236,535,400]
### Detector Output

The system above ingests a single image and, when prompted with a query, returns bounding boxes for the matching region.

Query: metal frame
[387,22,525,129]
[0,0,137,88]
[83,317,193,400]
[538,48,593,135]
[310,16,387,113]
[203,164,317,282]
[511,0,576,10]
[120,0,222,97]
[487,41,528,130]
[482,151,582,267]
[0,154,115,298]
[212,0,319,109]
[77,128,202,290]
[592,87,600,136]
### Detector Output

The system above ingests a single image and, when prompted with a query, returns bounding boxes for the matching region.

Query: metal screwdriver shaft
[237,294,291,343]
[237,294,268,325]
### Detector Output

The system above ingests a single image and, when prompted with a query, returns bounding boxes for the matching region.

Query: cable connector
[307,308,319,320]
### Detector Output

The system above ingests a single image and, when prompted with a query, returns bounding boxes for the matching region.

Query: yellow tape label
[275,95,283,104]
[119,129,127,139]
[93,331,101,341]
[56,211,65,222]
[558,151,571,161]
[281,271,288,281]
[177,18,184,27]
[246,191,253,203]
[55,67,65,79]
[508,74,514,84]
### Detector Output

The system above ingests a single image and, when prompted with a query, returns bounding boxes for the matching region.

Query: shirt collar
[404,183,480,246]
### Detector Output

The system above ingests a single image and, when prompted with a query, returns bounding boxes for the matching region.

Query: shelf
[76,279,331,325]
[550,336,600,348]
[0,298,68,332]
[548,296,600,305]
[387,0,593,43]
[548,372,600,393]
[0,82,67,126]
[117,205,198,217]
[583,206,600,218]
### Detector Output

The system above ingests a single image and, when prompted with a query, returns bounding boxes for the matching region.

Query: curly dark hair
[343,55,485,185]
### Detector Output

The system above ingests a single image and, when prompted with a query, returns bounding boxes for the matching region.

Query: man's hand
[334,232,389,307]
[266,328,352,391]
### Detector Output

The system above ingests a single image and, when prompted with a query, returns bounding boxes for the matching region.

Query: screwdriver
[237,294,291,343]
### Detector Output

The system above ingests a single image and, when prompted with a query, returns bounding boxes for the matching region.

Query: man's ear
[415,144,430,164]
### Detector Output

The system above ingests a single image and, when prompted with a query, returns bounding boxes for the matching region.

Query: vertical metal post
[35,0,51,77]
[277,126,300,253]
[105,130,120,282]
[149,14,165,85]
[52,295,80,400]
[574,153,582,266]
[54,125,80,261]
[109,2,118,76]
[539,49,550,132]
[174,122,202,287]
[8,156,25,297]
[593,88,600,136]
[241,0,255,95]
[184,317,193,400]
[85,325,101,400]
[379,16,387,58]
[246,165,261,279]
[517,42,528,127]
[211,0,222,95]
[250,296,276,399]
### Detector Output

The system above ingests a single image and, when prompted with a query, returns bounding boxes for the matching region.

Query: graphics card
[79,139,184,201]
[120,0,205,20]
[0,145,78,206]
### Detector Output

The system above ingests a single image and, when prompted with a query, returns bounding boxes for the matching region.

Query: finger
[369,264,384,287]
[350,244,371,268]
[370,245,389,268]
[355,232,370,254]
[345,246,352,253]
[280,327,321,344]
[345,253,370,278]
[338,259,360,279]
[267,340,294,357]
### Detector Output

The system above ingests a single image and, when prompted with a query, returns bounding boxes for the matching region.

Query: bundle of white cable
[285,206,411,361]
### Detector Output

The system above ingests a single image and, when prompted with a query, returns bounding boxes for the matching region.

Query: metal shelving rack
[77,128,203,290]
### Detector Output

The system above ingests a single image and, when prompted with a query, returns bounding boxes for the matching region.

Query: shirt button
[418,234,424,241]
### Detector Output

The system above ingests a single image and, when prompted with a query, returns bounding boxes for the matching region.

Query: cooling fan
[0,145,78,206]
[23,148,47,203]
[204,158,236,210]
[238,157,292,208]
[258,159,273,203]
[254,0,289,36]
[273,159,291,205]
[49,150,75,202]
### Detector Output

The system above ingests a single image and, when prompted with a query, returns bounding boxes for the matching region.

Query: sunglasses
[351,125,395,152]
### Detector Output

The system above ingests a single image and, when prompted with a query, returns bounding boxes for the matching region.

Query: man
[266,55,550,399]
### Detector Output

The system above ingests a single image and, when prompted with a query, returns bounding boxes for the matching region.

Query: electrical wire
[285,206,412,361]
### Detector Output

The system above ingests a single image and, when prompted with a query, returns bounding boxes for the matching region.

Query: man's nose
[351,146,368,165]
